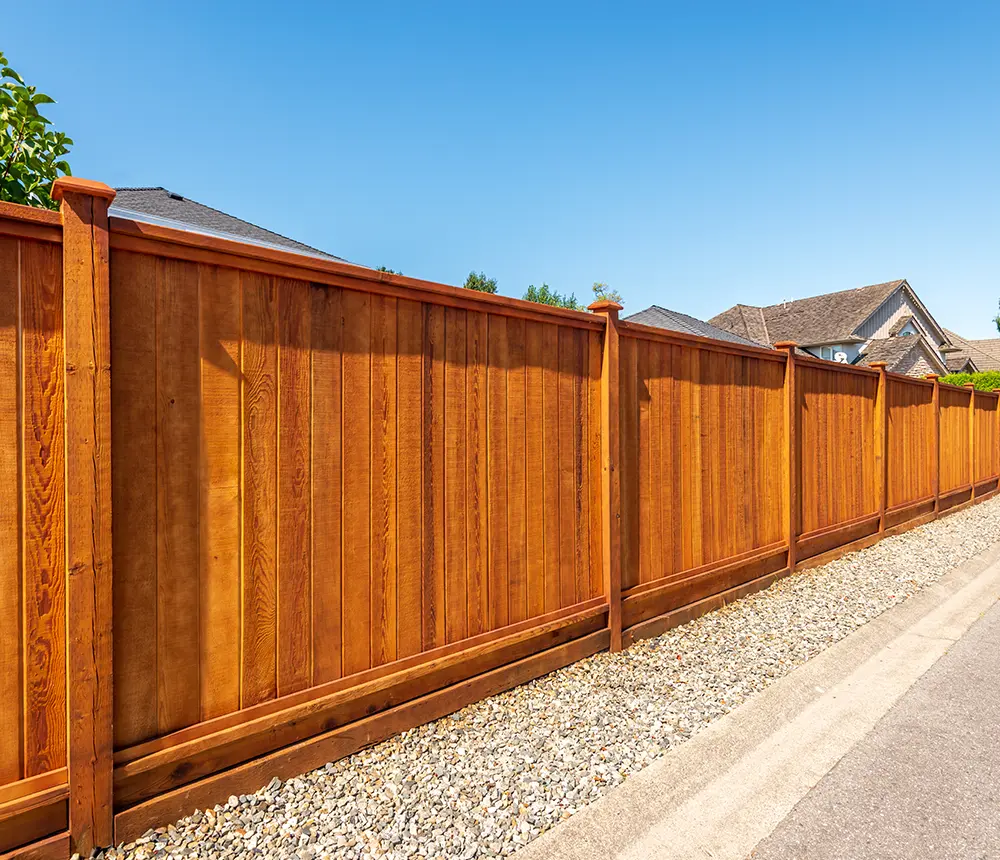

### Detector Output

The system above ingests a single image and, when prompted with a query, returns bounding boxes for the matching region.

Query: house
[111,187,345,261]
[942,329,1000,373]
[709,279,967,378]
[625,304,764,347]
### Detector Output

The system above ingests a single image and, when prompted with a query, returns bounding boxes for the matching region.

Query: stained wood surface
[887,377,935,508]
[618,334,784,592]
[939,387,971,493]
[972,392,998,483]
[111,250,603,751]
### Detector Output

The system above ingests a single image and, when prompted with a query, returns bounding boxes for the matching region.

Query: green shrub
[940,370,1000,391]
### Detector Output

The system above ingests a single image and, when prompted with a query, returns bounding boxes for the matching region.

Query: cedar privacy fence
[0,179,998,859]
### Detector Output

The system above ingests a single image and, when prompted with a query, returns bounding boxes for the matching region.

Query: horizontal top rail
[109,217,607,331]
[794,353,879,377]
[939,380,978,393]
[617,318,787,361]
[0,199,62,243]
[886,371,935,388]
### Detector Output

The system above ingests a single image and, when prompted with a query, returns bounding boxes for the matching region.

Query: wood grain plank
[588,331,603,600]
[240,272,278,707]
[422,304,445,651]
[541,324,560,613]
[557,327,576,607]
[341,289,372,675]
[110,251,158,748]
[0,238,21,782]
[21,239,66,775]
[465,311,489,637]
[395,299,423,659]
[619,336,639,590]
[525,322,546,617]
[506,318,527,623]
[277,279,313,694]
[310,286,344,682]
[370,295,397,666]
[198,265,242,720]
[487,315,509,630]
[573,329,590,604]
[444,308,468,644]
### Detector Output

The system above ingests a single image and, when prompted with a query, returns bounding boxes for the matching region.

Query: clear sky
[12,1,1000,336]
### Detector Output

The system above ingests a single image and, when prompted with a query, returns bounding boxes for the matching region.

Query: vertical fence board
[198,266,242,719]
[341,290,372,675]
[21,239,66,776]
[465,312,489,637]
[524,322,546,618]
[240,272,278,707]
[507,318,528,624]
[396,299,423,659]
[0,238,19,784]
[111,252,158,748]
[422,304,445,651]
[541,324,559,613]
[587,332,604,600]
[277,279,313,694]
[310,286,343,682]
[444,308,468,644]
[487,315,509,629]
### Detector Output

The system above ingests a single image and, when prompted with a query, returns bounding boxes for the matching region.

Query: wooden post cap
[587,300,623,313]
[964,382,976,389]
[925,374,940,380]
[773,340,797,351]
[51,177,116,202]
[869,361,888,370]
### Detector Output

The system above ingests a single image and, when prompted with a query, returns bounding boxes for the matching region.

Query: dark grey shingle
[625,305,765,347]
[112,187,344,261]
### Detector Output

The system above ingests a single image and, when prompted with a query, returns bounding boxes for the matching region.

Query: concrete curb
[517,540,1000,860]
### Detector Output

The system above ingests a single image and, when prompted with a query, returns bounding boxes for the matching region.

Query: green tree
[523,283,580,310]
[592,281,623,306]
[376,265,402,275]
[994,299,999,335]
[0,51,72,210]
[463,271,498,293]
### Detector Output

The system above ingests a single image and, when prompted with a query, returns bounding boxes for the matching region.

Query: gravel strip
[101,498,1000,860]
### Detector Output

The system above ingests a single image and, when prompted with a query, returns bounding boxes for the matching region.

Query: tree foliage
[463,271,498,293]
[376,265,402,275]
[0,51,72,210]
[994,299,999,335]
[523,283,580,310]
[940,370,1000,391]
[591,281,623,305]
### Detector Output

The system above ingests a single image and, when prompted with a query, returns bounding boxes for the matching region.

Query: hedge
[940,370,1000,391]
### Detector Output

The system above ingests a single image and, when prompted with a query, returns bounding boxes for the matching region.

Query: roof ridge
[759,279,904,312]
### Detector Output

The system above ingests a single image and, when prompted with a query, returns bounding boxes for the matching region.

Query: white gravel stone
[99,497,1000,860]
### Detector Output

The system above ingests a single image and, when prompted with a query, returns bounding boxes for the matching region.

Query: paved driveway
[751,600,1000,860]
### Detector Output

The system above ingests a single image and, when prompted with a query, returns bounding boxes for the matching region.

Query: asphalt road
[751,600,1000,860]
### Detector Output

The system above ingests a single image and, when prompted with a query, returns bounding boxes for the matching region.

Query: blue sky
[13,1,1000,336]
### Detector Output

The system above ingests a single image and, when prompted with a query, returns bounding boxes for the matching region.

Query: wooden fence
[0,180,998,859]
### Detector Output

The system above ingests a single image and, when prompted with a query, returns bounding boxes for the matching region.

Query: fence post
[775,342,798,571]
[588,300,623,652]
[926,374,940,514]
[871,362,889,534]
[965,382,976,501]
[994,389,1000,483]
[53,177,116,854]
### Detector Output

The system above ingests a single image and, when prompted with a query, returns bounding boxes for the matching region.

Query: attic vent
[168,192,184,201]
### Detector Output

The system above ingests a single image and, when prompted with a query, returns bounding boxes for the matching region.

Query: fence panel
[617,327,787,631]
[972,391,998,487]
[0,212,71,855]
[939,385,971,498]
[886,376,936,513]
[796,360,879,557]
[107,228,607,835]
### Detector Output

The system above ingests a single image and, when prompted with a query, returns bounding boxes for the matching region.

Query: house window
[821,346,834,360]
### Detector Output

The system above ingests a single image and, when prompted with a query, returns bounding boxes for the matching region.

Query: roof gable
[857,334,946,375]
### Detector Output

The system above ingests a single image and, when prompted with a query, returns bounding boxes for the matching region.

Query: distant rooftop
[625,304,765,347]
[111,187,345,261]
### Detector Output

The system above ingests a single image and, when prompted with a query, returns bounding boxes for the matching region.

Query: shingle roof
[943,329,1000,372]
[709,280,906,347]
[111,187,344,261]
[857,335,946,375]
[624,305,765,347]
